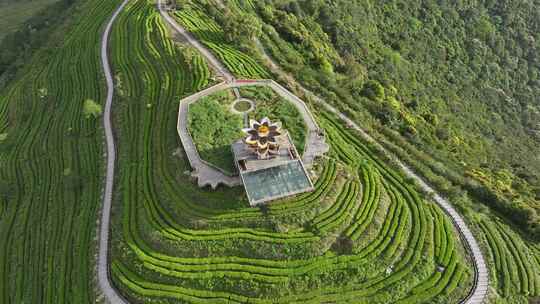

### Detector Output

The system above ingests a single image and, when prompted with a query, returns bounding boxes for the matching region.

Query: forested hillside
[223,0,540,239]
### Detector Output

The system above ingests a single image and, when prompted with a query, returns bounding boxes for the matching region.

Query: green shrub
[83,99,102,119]
[188,93,243,173]
[361,80,385,101]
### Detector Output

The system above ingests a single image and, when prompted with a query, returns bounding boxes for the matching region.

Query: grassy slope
[0,0,120,303]
[0,0,59,41]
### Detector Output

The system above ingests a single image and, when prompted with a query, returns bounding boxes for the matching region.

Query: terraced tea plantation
[174,4,269,79]
[0,0,121,302]
[478,216,540,302]
[1,0,540,303]
[108,1,474,302]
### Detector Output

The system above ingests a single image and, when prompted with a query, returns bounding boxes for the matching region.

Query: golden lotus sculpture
[242,117,282,159]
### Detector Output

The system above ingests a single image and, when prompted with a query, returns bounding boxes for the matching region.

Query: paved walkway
[98,0,130,303]
[256,38,489,304]
[158,0,234,82]
[177,80,328,188]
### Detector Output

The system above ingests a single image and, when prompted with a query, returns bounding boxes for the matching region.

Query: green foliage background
[243,0,540,239]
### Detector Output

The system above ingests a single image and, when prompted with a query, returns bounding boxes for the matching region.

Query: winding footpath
[158,0,233,82]
[96,0,488,303]
[97,0,129,303]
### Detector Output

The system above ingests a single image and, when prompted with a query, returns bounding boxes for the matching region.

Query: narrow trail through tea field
[97,0,129,302]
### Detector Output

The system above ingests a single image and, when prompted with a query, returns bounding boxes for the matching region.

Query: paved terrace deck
[177,80,328,189]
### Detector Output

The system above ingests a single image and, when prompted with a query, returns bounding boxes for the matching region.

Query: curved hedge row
[480,218,540,299]
[0,0,121,303]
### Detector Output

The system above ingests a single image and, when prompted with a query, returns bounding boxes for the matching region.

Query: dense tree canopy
[222,10,262,43]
